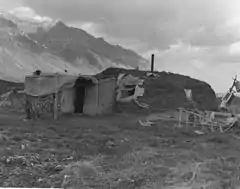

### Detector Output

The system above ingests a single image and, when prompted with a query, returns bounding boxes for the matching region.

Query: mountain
[0,11,148,84]
[0,16,89,83]
[0,11,149,76]
[28,21,149,70]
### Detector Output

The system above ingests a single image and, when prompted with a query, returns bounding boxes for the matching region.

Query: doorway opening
[74,86,85,113]
[74,77,94,114]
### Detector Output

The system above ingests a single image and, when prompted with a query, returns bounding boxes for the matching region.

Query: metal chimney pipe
[151,54,154,72]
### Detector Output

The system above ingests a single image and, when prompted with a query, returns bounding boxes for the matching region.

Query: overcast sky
[2,0,240,92]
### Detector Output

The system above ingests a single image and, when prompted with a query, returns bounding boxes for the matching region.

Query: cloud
[23,0,237,49]
[3,0,240,92]
[229,41,240,55]
[68,21,104,38]
[9,6,52,23]
[7,0,240,51]
[150,42,240,92]
[0,0,24,10]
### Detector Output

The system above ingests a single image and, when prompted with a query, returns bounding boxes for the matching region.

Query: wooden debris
[177,108,236,133]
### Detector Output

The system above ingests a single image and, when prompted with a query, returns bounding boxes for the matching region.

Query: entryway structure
[24,73,116,119]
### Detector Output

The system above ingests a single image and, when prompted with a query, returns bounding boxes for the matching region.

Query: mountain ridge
[0,16,86,83]
[28,20,149,70]
[0,11,149,83]
[0,10,149,70]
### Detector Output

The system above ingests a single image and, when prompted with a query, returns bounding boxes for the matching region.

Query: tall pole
[151,54,155,72]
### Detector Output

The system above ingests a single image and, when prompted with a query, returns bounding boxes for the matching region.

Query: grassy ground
[0,110,240,188]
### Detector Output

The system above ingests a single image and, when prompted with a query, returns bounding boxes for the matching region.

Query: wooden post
[54,92,58,120]
[151,54,155,72]
[178,108,182,127]
[53,74,58,120]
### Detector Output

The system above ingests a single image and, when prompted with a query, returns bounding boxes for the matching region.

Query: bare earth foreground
[1,110,240,188]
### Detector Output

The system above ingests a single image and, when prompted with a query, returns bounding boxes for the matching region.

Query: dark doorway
[74,86,85,113]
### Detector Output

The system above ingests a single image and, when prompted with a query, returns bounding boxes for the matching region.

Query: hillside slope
[28,21,148,70]
[96,68,218,112]
[0,17,100,83]
[0,11,149,77]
